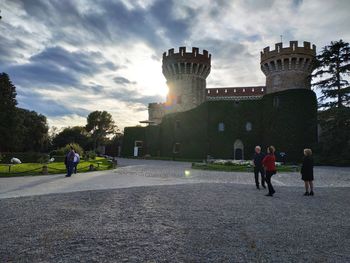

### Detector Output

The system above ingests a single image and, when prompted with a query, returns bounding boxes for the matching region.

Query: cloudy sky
[1,0,349,130]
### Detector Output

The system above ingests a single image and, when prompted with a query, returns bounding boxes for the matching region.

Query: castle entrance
[233,139,244,160]
[134,141,143,157]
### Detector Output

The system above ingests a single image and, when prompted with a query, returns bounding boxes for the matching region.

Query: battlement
[163,47,211,66]
[148,102,164,108]
[162,47,211,80]
[261,41,316,62]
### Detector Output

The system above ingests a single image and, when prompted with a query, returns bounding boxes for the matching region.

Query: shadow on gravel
[0,175,66,195]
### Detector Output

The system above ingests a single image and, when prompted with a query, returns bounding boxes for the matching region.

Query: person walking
[301,148,314,196]
[262,146,277,197]
[73,152,80,174]
[66,146,75,177]
[252,146,266,190]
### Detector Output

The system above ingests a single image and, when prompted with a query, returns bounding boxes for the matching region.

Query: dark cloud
[113,77,137,85]
[194,39,254,69]
[88,84,105,94]
[0,35,27,65]
[31,47,110,75]
[13,0,191,50]
[82,84,163,107]
[16,88,89,117]
[148,0,192,45]
[7,62,79,87]
[5,46,119,87]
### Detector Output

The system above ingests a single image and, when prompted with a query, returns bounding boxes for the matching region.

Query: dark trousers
[67,161,74,177]
[254,166,266,187]
[73,162,78,174]
[265,171,275,194]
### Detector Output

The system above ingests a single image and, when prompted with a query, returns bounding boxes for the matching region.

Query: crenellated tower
[162,47,211,113]
[148,102,165,125]
[260,41,316,94]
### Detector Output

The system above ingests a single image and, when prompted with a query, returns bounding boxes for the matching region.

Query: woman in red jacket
[262,146,277,197]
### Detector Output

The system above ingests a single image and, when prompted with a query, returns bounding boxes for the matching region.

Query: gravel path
[1,158,349,199]
[0,159,349,262]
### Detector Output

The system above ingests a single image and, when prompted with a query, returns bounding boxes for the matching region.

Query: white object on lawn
[10,157,21,164]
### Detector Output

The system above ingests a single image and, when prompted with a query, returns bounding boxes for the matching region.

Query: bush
[85,150,97,160]
[53,143,84,157]
[0,152,49,163]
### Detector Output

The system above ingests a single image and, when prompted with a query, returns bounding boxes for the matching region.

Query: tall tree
[318,107,350,165]
[312,40,350,108]
[0,73,19,151]
[85,111,117,150]
[17,109,49,152]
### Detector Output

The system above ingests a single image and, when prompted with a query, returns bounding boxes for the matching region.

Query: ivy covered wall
[261,89,317,162]
[122,89,317,162]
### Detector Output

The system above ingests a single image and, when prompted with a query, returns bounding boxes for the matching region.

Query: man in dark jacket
[66,146,75,177]
[253,146,266,189]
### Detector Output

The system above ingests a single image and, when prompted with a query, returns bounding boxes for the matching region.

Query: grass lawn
[192,163,299,173]
[0,157,114,177]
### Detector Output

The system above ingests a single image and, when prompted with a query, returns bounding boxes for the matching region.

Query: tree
[85,111,117,150]
[0,73,19,151]
[312,40,350,108]
[0,73,49,152]
[105,133,123,157]
[52,126,91,150]
[317,107,350,165]
[17,109,49,152]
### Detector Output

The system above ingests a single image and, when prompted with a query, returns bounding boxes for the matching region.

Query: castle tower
[162,47,211,113]
[148,102,165,125]
[260,41,316,94]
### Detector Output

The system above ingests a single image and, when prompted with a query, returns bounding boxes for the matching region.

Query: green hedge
[0,152,49,163]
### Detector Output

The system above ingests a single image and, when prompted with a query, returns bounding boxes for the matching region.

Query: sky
[1,0,349,131]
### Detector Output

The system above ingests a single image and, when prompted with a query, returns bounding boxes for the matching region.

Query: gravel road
[0,159,349,262]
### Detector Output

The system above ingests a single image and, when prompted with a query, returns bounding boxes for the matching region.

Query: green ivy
[122,89,317,162]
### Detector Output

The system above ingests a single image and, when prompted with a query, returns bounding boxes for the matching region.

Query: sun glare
[132,57,168,98]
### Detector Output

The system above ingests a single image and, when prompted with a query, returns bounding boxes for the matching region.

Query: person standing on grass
[262,146,277,197]
[73,151,80,174]
[66,146,75,177]
[252,146,266,190]
[301,148,314,196]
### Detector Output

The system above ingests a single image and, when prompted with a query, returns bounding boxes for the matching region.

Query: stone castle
[123,41,318,162]
[147,41,316,125]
